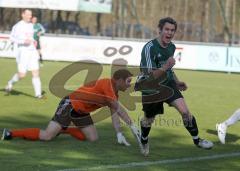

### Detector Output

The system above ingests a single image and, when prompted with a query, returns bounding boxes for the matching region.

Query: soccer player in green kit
[135,17,213,156]
[32,16,45,64]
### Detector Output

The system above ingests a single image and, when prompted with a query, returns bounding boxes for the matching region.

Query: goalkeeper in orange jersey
[1,69,140,146]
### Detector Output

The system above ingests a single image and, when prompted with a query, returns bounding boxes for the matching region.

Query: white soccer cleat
[216,123,227,144]
[136,137,149,156]
[5,83,13,93]
[141,143,149,156]
[197,139,214,149]
[129,124,150,156]
[36,95,43,99]
[35,94,47,99]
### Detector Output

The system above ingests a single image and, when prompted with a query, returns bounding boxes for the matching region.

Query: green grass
[0,58,240,171]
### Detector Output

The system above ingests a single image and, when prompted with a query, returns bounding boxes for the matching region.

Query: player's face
[125,77,132,88]
[119,77,132,91]
[22,10,32,23]
[32,17,37,23]
[159,22,176,46]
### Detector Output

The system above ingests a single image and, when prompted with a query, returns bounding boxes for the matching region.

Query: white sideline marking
[57,152,240,171]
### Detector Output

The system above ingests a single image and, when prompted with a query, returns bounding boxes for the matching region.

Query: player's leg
[51,96,87,140]
[2,127,40,140]
[29,50,42,98]
[37,41,43,64]
[70,109,98,142]
[31,69,42,98]
[165,80,213,149]
[38,49,43,65]
[170,98,198,139]
[1,121,62,141]
[139,115,155,156]
[1,96,69,141]
[39,121,62,140]
[1,97,72,141]
[5,72,25,92]
[139,99,162,156]
[79,125,98,142]
[5,52,27,92]
[170,98,213,149]
[224,108,240,126]
[60,125,86,141]
[216,108,240,144]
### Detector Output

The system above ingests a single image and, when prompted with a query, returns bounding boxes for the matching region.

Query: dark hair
[158,17,177,31]
[113,69,133,80]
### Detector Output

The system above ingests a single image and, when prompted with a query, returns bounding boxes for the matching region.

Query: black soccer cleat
[1,129,12,140]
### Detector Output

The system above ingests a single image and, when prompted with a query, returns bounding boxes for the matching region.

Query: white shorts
[16,49,40,73]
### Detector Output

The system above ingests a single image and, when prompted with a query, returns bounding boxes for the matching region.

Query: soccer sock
[8,73,19,85]
[39,54,43,63]
[183,115,199,144]
[224,108,240,126]
[61,128,86,140]
[141,126,150,144]
[11,128,40,140]
[32,77,42,97]
[140,121,151,144]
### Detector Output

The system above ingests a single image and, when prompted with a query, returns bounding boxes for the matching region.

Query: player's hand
[162,57,175,71]
[117,132,130,146]
[176,81,187,91]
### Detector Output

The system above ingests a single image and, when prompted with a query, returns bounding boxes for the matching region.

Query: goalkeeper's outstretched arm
[109,100,140,142]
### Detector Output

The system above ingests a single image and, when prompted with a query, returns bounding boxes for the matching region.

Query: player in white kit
[5,9,43,98]
[216,108,240,144]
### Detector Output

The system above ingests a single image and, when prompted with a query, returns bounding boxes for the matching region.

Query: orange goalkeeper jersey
[69,78,118,113]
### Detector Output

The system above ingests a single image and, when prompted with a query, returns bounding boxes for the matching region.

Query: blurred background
[0,0,239,44]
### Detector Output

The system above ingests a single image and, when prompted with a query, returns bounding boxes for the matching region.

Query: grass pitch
[0,58,240,171]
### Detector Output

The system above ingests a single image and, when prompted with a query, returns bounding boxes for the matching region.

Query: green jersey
[138,38,176,94]
[140,38,176,80]
[33,23,45,41]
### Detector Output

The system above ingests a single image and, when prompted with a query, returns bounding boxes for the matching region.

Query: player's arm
[109,100,140,144]
[38,23,46,36]
[152,57,176,79]
[111,110,130,146]
[10,25,24,44]
[111,112,121,132]
[109,100,132,126]
[173,71,187,91]
[10,25,33,45]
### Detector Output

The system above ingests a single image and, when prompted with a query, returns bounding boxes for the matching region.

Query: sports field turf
[0,58,240,171]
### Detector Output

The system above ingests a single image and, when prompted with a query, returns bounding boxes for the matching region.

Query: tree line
[0,0,239,44]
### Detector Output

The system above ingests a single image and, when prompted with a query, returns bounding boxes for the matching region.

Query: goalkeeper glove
[117,132,130,146]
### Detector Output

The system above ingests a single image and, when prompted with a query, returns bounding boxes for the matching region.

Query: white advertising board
[40,36,144,66]
[0,0,112,13]
[0,33,239,73]
[0,34,14,58]
[228,47,240,72]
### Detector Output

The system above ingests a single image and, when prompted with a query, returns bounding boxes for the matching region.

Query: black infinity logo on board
[103,45,133,57]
